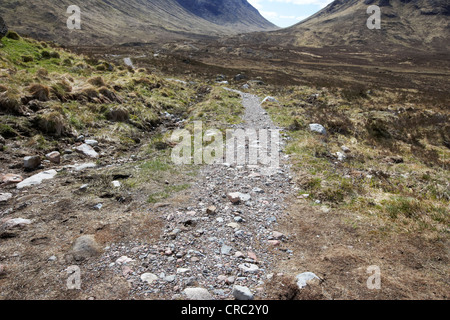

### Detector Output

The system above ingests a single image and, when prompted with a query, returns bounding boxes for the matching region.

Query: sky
[248,0,334,28]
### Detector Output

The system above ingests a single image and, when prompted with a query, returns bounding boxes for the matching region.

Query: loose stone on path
[183,288,213,300]
[232,285,254,300]
[75,144,99,159]
[17,170,57,189]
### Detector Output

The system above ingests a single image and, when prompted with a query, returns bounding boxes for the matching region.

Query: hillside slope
[176,0,274,28]
[0,0,277,45]
[269,0,450,50]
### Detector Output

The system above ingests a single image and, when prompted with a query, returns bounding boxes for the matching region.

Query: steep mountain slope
[176,0,272,28]
[271,0,450,50]
[0,0,277,45]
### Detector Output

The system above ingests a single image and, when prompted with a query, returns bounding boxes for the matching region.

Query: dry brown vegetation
[1,26,448,300]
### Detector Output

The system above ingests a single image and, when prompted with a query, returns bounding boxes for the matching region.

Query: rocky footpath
[0,87,322,300]
[76,89,304,300]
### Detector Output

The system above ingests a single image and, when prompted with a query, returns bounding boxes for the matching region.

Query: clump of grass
[34,110,68,136]
[98,87,119,102]
[147,184,190,203]
[320,177,357,203]
[132,77,162,90]
[22,55,34,63]
[140,158,171,172]
[147,133,171,151]
[26,134,51,150]
[95,61,114,72]
[88,76,105,87]
[28,83,50,101]
[340,85,369,101]
[191,87,244,126]
[382,197,426,220]
[6,31,20,40]
[62,58,73,67]
[380,197,449,232]
[0,90,23,115]
[41,50,60,60]
[78,86,99,100]
[106,106,129,122]
[51,80,72,100]
[0,123,18,138]
[36,68,49,78]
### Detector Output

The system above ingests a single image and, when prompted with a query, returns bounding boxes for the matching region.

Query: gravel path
[92,89,296,300]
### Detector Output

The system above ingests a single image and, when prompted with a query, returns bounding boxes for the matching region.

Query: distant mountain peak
[176,0,272,26]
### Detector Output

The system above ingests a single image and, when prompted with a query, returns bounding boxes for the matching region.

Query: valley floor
[1,89,448,300]
[0,35,448,300]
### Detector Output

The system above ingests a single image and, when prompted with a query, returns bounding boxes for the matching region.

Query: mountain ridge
[280,0,450,50]
[0,0,277,45]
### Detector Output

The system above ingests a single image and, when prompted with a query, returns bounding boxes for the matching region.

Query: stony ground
[1,87,448,300]
[0,89,301,300]
[79,89,297,300]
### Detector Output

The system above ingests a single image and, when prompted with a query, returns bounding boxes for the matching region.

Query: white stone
[123,57,134,68]
[4,218,32,228]
[296,272,320,289]
[115,256,134,264]
[74,163,97,171]
[0,193,12,202]
[262,96,278,103]
[238,263,259,273]
[112,180,121,188]
[17,170,57,189]
[232,285,254,300]
[75,144,99,159]
[227,192,251,203]
[164,275,176,282]
[176,268,191,274]
[221,245,232,255]
[84,140,98,146]
[309,124,327,135]
[272,231,284,239]
[140,273,158,284]
[227,222,240,229]
[336,152,346,161]
[183,288,213,300]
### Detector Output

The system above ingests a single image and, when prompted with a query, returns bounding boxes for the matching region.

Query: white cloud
[248,0,264,10]
[266,0,332,7]
[248,0,334,27]
[260,11,280,18]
